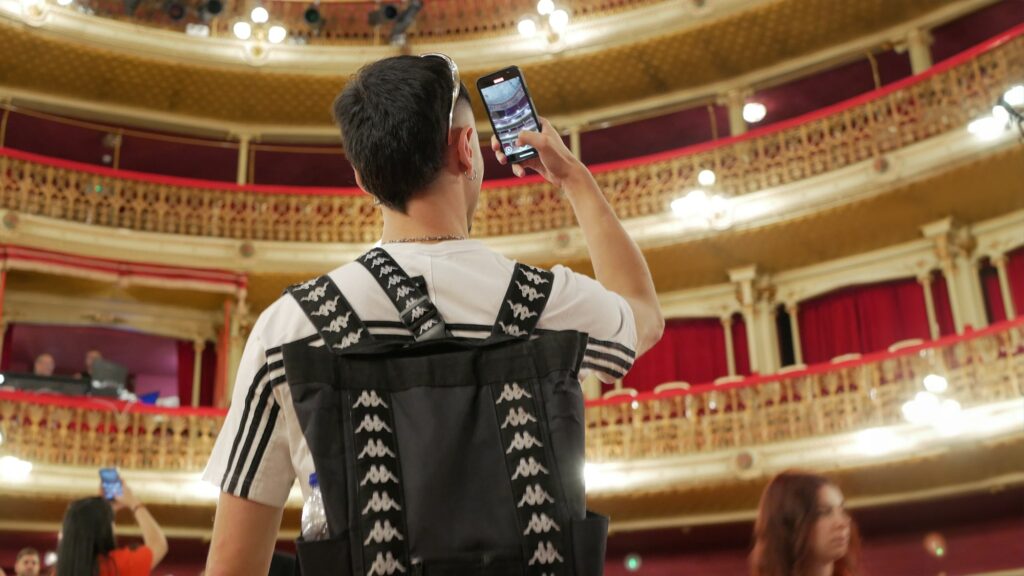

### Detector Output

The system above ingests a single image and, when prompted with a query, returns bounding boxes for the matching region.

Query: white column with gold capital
[992,254,1018,319]
[787,302,804,366]
[918,272,940,340]
[721,315,736,376]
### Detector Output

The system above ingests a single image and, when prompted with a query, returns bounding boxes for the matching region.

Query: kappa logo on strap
[369,256,388,268]
[355,414,393,434]
[322,312,354,333]
[418,319,439,334]
[506,431,543,454]
[507,300,538,321]
[300,282,329,302]
[364,520,404,545]
[378,265,397,277]
[362,249,384,263]
[501,406,538,429]
[515,281,547,302]
[511,457,549,480]
[522,270,550,285]
[498,322,528,337]
[358,439,397,460]
[294,277,320,291]
[361,465,400,486]
[310,296,341,317]
[524,513,561,535]
[366,552,406,576]
[528,541,564,566]
[387,275,405,289]
[333,329,364,350]
[496,382,533,404]
[518,484,555,508]
[354,391,389,409]
[362,491,403,514]
[409,306,428,320]
[395,285,414,299]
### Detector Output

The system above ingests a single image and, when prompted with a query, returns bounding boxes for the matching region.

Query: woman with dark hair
[56,481,167,576]
[750,471,860,576]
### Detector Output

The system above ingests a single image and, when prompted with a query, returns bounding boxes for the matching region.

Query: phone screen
[100,468,123,500]
[478,69,540,163]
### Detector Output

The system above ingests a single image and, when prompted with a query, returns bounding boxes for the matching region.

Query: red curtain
[731,315,751,375]
[931,274,956,336]
[177,341,194,406]
[981,263,1006,323]
[200,342,217,407]
[798,278,931,364]
[624,318,730,392]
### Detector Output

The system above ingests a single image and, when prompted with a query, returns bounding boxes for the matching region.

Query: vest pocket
[295,531,352,576]
[571,512,609,576]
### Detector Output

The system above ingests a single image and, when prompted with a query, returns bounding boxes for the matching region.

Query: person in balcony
[750,471,860,576]
[75,350,104,382]
[55,481,168,576]
[32,354,55,377]
[12,548,40,576]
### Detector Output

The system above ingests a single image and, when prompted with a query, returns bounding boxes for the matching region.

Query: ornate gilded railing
[0,319,1021,473]
[0,27,1021,242]
[584,318,1024,462]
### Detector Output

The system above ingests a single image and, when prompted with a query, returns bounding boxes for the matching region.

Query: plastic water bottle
[301,472,329,541]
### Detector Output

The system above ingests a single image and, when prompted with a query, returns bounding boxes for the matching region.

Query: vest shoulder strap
[491,263,555,338]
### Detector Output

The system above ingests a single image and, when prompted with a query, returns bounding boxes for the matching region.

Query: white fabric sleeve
[538,265,638,383]
[202,311,295,508]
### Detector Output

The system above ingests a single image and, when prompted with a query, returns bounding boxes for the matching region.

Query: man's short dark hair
[333,55,471,213]
[16,547,39,561]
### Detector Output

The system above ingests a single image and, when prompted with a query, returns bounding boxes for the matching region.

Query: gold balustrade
[0,319,1021,473]
[0,31,1020,242]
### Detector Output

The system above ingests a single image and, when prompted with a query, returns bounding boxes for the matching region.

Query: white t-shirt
[203,240,636,508]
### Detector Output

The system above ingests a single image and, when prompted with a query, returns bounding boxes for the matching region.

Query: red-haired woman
[750,471,861,576]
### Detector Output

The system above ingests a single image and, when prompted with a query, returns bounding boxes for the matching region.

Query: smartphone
[477,66,541,164]
[100,467,123,500]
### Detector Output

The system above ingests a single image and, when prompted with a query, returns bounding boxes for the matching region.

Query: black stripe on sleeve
[239,402,281,499]
[225,379,274,495]
[584,348,634,371]
[587,336,636,359]
[220,363,269,490]
[581,361,626,380]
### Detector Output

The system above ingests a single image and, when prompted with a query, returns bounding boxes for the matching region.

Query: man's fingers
[515,129,546,150]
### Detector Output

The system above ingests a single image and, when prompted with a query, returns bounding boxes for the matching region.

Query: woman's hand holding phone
[491,116,589,188]
[107,481,141,513]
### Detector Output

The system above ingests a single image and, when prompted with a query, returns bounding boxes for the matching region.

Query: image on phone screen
[478,69,540,163]
[100,467,123,500]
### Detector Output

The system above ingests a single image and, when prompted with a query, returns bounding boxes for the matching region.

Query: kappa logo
[369,256,388,268]
[355,414,393,434]
[300,283,329,302]
[387,275,404,288]
[518,484,555,507]
[515,281,547,302]
[496,382,532,404]
[362,490,402,514]
[295,278,320,291]
[522,270,550,285]
[506,431,543,454]
[395,285,414,299]
[353,390,389,409]
[507,300,538,321]
[524,513,561,535]
[362,250,383,263]
[409,306,428,320]
[511,457,549,480]
[360,465,400,486]
[378,265,397,277]
[418,319,438,334]
[333,329,364,350]
[358,439,397,460]
[527,541,564,566]
[310,296,340,317]
[501,406,538,429]
[499,322,528,337]
[322,312,353,333]
[366,552,406,576]
[364,519,404,545]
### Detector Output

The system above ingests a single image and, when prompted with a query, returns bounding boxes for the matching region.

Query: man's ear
[458,125,476,172]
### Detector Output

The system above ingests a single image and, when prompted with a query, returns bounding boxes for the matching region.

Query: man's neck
[379,181,470,243]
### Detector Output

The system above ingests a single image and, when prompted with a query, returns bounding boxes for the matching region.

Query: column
[720,90,747,137]
[787,303,804,365]
[923,219,966,333]
[569,126,582,160]
[729,266,759,373]
[721,315,736,376]
[213,299,234,408]
[906,29,933,75]
[958,254,988,330]
[236,134,251,185]
[191,339,205,408]
[993,255,1018,319]
[919,272,940,340]
[755,299,781,374]
[0,269,6,355]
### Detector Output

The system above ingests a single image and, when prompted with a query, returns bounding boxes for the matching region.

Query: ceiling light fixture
[743,102,767,123]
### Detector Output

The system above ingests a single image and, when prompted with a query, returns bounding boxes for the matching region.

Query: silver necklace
[383,234,467,244]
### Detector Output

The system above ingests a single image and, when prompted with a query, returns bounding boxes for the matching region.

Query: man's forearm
[563,168,664,353]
